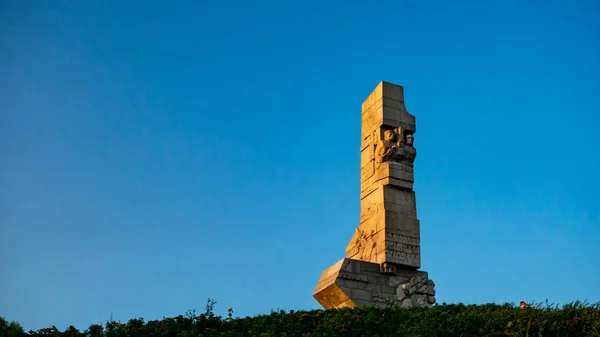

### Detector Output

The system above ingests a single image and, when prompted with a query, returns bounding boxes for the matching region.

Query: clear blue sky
[1,0,599,332]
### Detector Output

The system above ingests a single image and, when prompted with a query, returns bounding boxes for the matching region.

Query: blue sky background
[1,0,599,331]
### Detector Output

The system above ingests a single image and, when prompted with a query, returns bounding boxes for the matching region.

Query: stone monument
[313,81,436,309]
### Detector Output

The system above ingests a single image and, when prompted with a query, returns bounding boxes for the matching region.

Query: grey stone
[338,272,368,283]
[389,276,410,287]
[352,289,373,302]
[335,279,357,290]
[381,285,396,295]
[312,82,438,310]
[427,287,436,296]
[427,296,436,304]
[396,288,406,302]
[415,295,427,306]
[373,291,397,304]
[366,283,382,293]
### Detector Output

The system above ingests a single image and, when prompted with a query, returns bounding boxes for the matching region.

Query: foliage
[0,317,25,337]
[2,299,599,337]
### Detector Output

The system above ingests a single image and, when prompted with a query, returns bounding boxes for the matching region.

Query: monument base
[313,258,436,309]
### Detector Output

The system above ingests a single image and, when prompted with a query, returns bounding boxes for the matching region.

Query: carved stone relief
[376,128,417,167]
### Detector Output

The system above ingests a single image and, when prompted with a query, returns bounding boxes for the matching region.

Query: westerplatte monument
[313,81,436,309]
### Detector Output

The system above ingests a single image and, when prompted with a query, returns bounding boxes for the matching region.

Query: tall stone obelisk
[313,81,436,309]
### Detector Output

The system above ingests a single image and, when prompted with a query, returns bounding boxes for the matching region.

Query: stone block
[384,240,421,268]
[337,279,359,290]
[313,258,435,310]
[383,203,416,217]
[381,284,396,295]
[361,144,374,167]
[314,81,437,311]
[385,186,416,206]
[355,261,377,273]
[361,163,374,183]
[361,115,381,138]
[360,188,383,217]
[366,274,388,286]
[390,168,414,183]
[396,289,406,302]
[381,106,402,125]
[386,250,421,268]
[427,287,436,296]
[361,133,372,151]
[389,276,410,287]
[387,177,414,190]
[383,97,403,109]
[366,283,382,293]
[386,214,420,237]
[351,288,374,302]
[401,113,416,129]
[373,162,414,183]
[401,298,412,307]
[360,82,415,138]
[373,291,398,305]
[382,82,404,101]
[415,295,427,306]
[338,271,368,283]
[361,87,379,112]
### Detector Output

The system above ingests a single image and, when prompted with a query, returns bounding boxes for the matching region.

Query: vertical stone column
[346,81,421,271]
[313,81,436,310]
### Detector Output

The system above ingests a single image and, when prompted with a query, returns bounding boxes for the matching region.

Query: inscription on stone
[386,233,420,246]
[387,242,420,256]
[387,251,420,266]
[373,292,398,304]
[338,272,368,283]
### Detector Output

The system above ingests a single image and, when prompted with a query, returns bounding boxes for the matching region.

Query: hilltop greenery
[2,299,599,337]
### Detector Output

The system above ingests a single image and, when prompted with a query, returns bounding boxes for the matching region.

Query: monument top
[362,81,405,111]
[361,81,416,146]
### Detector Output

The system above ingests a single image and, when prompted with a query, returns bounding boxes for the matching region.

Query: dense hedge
[2,300,599,337]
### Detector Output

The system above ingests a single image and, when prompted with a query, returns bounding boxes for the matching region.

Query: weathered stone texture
[314,258,435,309]
[313,81,436,309]
[351,82,422,269]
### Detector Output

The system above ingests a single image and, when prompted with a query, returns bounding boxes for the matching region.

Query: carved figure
[396,133,417,167]
[378,130,400,162]
[377,130,417,167]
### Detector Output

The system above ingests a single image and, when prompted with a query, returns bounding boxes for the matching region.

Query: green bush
[0,317,25,337]
[3,299,599,337]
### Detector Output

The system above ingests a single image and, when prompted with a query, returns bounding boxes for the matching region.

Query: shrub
[4,299,599,337]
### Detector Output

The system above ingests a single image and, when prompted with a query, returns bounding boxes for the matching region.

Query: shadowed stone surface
[314,258,434,309]
[313,81,436,309]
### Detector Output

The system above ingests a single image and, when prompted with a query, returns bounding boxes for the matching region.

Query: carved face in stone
[384,130,396,142]
[406,134,414,146]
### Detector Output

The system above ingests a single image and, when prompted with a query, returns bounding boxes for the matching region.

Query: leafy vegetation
[2,299,599,337]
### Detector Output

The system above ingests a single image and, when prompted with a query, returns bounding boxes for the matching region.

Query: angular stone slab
[313,258,435,309]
